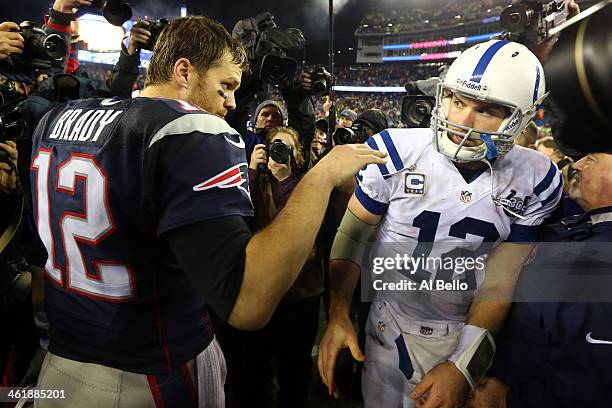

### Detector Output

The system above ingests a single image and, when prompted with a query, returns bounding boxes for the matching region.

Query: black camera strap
[0,195,24,254]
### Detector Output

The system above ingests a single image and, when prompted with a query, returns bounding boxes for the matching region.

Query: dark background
[2,0,436,64]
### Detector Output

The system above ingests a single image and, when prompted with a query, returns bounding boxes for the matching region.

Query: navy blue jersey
[29,97,253,374]
[490,207,612,407]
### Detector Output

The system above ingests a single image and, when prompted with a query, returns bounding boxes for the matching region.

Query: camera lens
[333,128,355,145]
[501,5,534,31]
[411,100,432,123]
[402,95,435,128]
[269,140,291,164]
[43,34,67,60]
[0,111,26,141]
[312,80,326,95]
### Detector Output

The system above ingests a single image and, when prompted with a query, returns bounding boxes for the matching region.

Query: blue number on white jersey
[357,128,563,322]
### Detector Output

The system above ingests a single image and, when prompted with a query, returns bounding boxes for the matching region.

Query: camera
[309,66,333,97]
[401,79,438,128]
[267,139,292,164]
[140,18,169,51]
[333,122,369,145]
[7,22,68,70]
[401,95,435,128]
[500,0,568,44]
[90,0,133,26]
[259,55,299,87]
[233,13,306,88]
[0,251,32,303]
[0,109,26,143]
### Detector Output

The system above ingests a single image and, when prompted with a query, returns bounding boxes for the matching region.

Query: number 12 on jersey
[32,149,136,301]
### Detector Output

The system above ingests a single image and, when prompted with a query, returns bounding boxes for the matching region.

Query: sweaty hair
[145,16,249,87]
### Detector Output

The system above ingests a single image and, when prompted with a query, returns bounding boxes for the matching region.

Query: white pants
[362,302,463,408]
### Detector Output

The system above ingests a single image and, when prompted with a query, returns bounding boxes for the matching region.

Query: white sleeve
[354,134,393,215]
[517,161,563,227]
[507,161,563,243]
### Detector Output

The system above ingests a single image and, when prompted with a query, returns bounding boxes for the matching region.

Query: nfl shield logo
[460,191,472,203]
[420,326,434,336]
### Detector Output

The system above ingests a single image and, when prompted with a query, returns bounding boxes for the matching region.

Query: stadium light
[382,31,503,50]
[333,86,406,93]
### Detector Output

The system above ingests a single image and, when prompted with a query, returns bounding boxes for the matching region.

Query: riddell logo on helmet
[458,80,487,92]
[504,117,519,131]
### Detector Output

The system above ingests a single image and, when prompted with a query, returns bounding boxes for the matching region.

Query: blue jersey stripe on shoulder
[506,224,539,243]
[379,130,403,173]
[533,162,557,196]
[470,40,509,83]
[540,174,563,207]
[366,136,390,177]
[355,186,388,215]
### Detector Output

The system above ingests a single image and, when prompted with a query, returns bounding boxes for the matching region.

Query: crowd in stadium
[1,0,611,407]
[74,62,443,127]
[356,0,509,34]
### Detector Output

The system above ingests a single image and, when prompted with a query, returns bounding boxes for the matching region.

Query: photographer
[0,137,47,387]
[229,14,318,172]
[0,140,18,193]
[337,108,357,129]
[242,71,317,173]
[0,22,24,62]
[214,126,324,408]
[108,19,154,98]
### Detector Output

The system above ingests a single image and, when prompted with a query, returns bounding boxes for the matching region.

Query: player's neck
[454,160,488,172]
[140,84,183,100]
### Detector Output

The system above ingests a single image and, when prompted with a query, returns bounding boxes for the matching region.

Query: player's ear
[172,58,192,90]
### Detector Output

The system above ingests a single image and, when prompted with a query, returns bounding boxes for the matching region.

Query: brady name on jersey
[30,96,252,374]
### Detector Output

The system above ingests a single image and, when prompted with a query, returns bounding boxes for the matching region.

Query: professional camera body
[6,22,68,71]
[267,138,292,164]
[333,108,389,145]
[0,87,26,145]
[0,108,26,143]
[500,0,568,44]
[141,18,169,51]
[309,66,333,97]
[544,2,611,155]
[90,0,133,26]
[233,12,306,89]
[401,78,439,128]
[333,122,369,145]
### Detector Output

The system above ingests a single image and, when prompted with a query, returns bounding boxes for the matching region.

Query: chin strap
[480,134,498,160]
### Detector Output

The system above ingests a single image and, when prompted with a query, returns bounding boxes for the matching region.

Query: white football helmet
[431,40,548,162]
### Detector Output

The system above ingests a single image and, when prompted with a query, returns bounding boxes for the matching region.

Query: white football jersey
[358,128,562,322]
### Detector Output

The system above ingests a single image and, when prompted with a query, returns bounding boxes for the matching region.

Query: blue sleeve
[505,224,540,243]
[148,114,254,235]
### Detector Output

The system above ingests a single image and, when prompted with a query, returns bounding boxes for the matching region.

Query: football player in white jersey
[318,40,563,408]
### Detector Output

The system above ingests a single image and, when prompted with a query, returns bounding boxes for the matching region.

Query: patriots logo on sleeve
[192,163,250,195]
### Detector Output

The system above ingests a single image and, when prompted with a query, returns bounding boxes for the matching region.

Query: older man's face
[571,153,612,211]
[256,106,283,130]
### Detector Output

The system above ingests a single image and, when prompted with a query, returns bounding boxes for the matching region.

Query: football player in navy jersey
[30,16,386,407]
